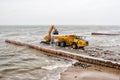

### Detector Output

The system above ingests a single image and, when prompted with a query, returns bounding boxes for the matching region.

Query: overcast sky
[0,0,120,25]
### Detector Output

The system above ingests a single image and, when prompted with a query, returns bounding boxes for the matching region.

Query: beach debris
[74,76,77,78]
[104,50,113,54]
[73,62,91,69]
[94,69,101,72]
[91,32,120,35]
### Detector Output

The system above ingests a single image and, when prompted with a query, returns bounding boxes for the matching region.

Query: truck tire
[71,43,78,49]
[56,42,61,46]
[61,41,66,47]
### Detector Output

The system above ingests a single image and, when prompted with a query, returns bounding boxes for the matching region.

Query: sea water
[0,25,120,80]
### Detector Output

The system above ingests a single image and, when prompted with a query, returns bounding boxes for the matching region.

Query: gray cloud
[0,0,120,25]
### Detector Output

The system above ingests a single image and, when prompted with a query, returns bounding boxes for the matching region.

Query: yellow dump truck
[54,35,88,50]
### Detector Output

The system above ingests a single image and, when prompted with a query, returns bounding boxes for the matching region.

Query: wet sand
[60,62,120,80]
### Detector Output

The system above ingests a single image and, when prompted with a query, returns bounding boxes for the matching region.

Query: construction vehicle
[54,35,88,50]
[41,25,89,50]
[41,25,59,44]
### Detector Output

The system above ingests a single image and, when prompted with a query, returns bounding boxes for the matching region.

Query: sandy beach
[60,62,120,80]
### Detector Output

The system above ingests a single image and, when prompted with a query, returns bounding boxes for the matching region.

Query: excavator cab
[53,29,59,35]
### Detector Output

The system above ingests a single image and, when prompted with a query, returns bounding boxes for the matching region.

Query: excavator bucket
[53,29,59,35]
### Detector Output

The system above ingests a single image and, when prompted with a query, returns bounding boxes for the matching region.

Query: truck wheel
[56,42,61,46]
[72,43,78,49]
[61,41,66,47]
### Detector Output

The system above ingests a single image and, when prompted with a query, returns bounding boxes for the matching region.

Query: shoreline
[5,39,120,70]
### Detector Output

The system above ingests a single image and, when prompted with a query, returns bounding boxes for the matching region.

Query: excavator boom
[48,25,58,35]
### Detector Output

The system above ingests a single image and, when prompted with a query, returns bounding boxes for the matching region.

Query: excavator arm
[44,25,59,43]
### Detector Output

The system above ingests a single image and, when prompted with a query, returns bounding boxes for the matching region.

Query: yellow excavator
[41,25,89,50]
[41,25,59,44]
